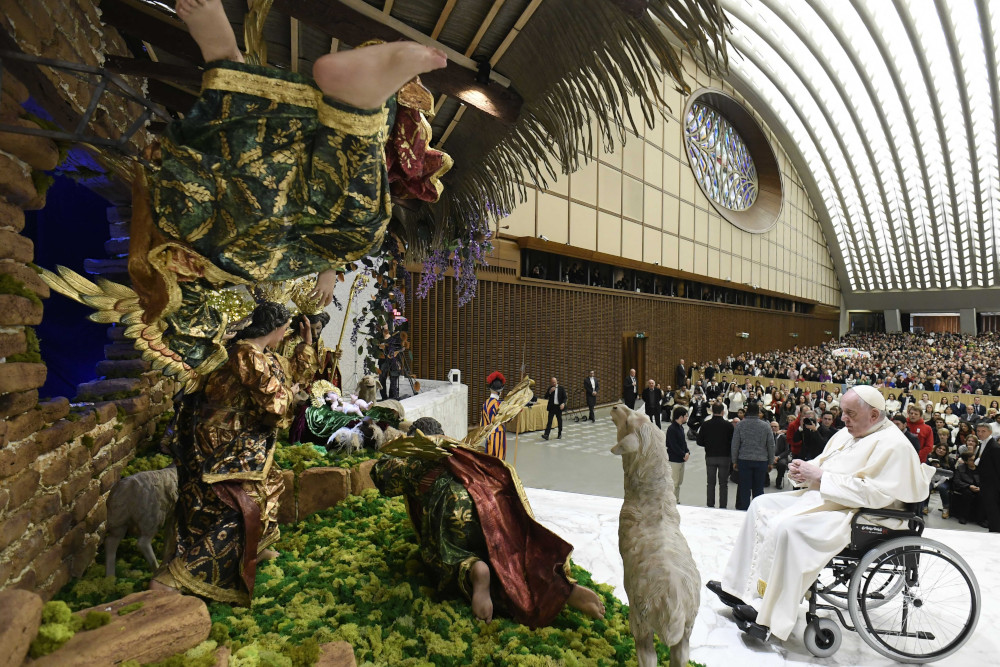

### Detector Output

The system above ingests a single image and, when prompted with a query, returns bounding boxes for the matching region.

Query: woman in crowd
[885,392,901,417]
[918,392,933,415]
[951,452,981,525]
[153,302,302,605]
[955,421,974,449]
[990,400,1000,411]
[944,405,960,430]
[959,432,979,457]
[778,398,797,429]
[927,442,955,519]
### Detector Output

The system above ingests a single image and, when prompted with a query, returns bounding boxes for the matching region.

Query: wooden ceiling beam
[431,0,458,40]
[465,0,507,57]
[103,56,202,88]
[272,0,522,124]
[100,0,202,64]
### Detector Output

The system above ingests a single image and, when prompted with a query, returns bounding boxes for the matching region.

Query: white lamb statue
[611,404,701,667]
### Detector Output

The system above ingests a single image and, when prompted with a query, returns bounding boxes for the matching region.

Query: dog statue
[104,466,178,577]
[611,404,700,667]
[357,374,381,404]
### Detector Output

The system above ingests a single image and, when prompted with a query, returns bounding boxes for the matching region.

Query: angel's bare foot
[567,584,605,619]
[312,42,447,110]
[258,548,279,561]
[176,0,244,63]
[469,560,494,622]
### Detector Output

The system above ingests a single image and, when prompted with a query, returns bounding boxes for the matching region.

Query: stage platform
[526,486,1000,667]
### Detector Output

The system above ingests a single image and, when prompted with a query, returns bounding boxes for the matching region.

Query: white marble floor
[526,487,1000,667]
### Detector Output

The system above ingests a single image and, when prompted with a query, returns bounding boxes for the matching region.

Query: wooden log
[30,590,211,667]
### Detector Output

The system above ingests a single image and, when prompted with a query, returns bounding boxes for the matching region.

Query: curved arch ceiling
[716,0,999,293]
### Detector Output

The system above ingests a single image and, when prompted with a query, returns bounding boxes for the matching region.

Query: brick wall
[1,1,172,599]
[1,0,150,155]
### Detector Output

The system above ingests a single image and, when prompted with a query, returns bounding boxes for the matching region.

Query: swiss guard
[482,371,507,458]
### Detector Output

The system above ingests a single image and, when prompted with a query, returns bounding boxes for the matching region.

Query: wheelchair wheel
[803,617,842,658]
[847,537,979,663]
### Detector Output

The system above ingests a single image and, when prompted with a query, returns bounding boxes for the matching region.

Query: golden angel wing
[462,375,536,448]
[39,265,214,393]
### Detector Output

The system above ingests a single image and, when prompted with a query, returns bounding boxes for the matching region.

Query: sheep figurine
[357,374,381,404]
[611,404,700,667]
[104,466,179,578]
[328,425,365,454]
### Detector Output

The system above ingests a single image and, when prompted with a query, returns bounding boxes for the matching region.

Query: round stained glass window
[685,102,759,211]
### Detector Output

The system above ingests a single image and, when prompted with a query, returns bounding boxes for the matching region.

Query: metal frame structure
[0,49,171,161]
[717,0,1000,305]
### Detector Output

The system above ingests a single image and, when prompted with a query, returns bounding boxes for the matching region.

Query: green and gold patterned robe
[154,341,302,605]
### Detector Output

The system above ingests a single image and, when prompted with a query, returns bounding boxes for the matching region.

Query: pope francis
[707,386,934,641]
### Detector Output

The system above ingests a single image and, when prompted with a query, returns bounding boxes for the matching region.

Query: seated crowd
[656,331,1000,529]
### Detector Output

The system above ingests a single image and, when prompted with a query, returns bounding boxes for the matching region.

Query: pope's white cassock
[720,418,935,640]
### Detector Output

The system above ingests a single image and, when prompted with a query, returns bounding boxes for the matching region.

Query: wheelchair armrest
[852,506,925,536]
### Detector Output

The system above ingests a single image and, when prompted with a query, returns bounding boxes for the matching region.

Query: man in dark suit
[642,379,662,427]
[583,371,599,422]
[623,368,638,409]
[675,359,687,390]
[950,395,966,419]
[971,396,987,417]
[813,384,832,408]
[975,421,1000,532]
[542,376,567,440]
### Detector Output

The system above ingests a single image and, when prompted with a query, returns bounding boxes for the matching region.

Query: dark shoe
[706,581,744,608]
[763,477,771,488]
[541,435,549,441]
[959,518,967,524]
[978,520,989,528]
[734,614,770,641]
[733,604,758,623]
[557,433,562,439]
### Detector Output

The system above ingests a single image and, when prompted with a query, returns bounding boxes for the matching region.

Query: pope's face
[841,391,879,438]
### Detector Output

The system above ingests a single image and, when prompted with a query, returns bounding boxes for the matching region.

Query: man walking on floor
[623,368,638,409]
[584,370,599,422]
[698,401,734,508]
[642,378,662,427]
[667,405,690,500]
[542,376,567,440]
[731,402,775,511]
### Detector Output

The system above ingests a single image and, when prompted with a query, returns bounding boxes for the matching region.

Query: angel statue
[373,378,606,627]
[42,0,451,393]
[152,301,304,604]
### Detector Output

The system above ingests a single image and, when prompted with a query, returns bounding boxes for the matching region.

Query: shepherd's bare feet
[469,560,494,622]
[177,0,244,63]
[258,548,280,561]
[567,584,605,619]
[310,269,337,306]
[312,42,447,110]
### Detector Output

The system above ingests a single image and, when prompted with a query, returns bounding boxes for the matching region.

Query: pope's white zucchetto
[849,385,886,412]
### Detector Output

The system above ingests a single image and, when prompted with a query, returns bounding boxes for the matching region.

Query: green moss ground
[273,441,379,474]
[55,488,697,666]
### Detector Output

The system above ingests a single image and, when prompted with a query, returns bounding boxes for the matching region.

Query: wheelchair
[801,506,980,662]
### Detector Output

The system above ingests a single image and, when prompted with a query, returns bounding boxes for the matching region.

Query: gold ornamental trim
[317,100,389,136]
[203,67,320,109]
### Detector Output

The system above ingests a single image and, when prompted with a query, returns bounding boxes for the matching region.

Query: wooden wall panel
[911,315,960,334]
[407,276,840,426]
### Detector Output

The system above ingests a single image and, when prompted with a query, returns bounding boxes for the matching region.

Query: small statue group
[323,389,371,416]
